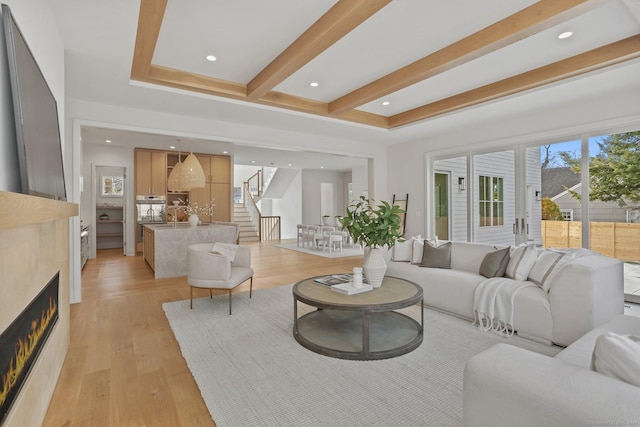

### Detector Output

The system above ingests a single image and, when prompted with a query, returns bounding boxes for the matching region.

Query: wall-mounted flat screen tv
[2,4,67,201]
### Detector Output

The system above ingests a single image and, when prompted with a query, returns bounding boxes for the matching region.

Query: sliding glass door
[431,130,639,303]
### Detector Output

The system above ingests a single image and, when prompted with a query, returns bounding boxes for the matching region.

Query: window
[479,176,504,227]
[560,209,573,221]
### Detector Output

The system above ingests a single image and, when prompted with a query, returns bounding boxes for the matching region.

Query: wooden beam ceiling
[328,0,608,114]
[389,34,640,128]
[246,0,391,100]
[131,0,640,129]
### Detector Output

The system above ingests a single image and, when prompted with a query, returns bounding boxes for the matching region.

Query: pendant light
[182,150,206,189]
[167,152,190,192]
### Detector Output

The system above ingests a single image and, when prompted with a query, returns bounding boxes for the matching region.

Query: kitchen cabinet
[135,149,166,195]
[189,154,231,222]
[143,226,154,269]
[96,205,123,249]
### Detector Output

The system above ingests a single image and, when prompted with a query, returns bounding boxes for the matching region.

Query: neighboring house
[433,149,542,247]
[543,167,639,223]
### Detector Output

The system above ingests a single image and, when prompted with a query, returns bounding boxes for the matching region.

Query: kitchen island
[143,222,239,279]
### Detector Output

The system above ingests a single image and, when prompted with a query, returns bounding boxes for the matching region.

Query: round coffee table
[292,276,423,360]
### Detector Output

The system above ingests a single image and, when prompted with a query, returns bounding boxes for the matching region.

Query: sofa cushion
[387,265,486,319]
[479,247,510,278]
[505,243,538,281]
[591,332,640,387]
[420,241,451,269]
[450,242,499,273]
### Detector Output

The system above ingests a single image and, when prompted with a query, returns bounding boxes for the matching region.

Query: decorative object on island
[322,215,332,226]
[177,198,215,225]
[339,196,405,288]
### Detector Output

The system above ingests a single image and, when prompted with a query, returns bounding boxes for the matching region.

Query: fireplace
[0,272,59,424]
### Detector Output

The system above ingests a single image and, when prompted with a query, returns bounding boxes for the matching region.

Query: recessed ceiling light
[251,160,256,164]
[558,31,573,40]
[288,163,292,167]
[382,101,390,106]
[320,166,324,169]
[223,151,228,154]
[105,139,111,143]
[310,82,319,87]
[206,55,217,62]
[169,145,176,150]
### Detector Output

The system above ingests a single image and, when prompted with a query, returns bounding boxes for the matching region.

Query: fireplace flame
[0,296,57,406]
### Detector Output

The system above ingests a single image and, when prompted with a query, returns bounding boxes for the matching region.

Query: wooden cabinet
[135,149,166,195]
[189,154,231,222]
[134,149,232,223]
[96,206,123,249]
[143,226,154,269]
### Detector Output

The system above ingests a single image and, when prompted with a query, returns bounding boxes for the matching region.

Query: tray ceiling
[131,0,640,129]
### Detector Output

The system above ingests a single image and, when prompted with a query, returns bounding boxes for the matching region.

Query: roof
[541,167,581,198]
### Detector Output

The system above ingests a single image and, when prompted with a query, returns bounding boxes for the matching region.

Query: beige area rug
[273,241,364,258]
[163,285,562,426]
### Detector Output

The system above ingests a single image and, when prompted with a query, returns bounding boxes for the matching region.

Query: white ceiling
[52,0,640,168]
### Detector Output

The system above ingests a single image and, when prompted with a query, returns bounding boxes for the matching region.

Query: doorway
[93,164,127,256]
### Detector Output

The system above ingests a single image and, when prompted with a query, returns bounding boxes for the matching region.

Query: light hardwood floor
[43,240,362,427]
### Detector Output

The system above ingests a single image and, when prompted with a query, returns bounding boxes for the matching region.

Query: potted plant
[339,196,405,287]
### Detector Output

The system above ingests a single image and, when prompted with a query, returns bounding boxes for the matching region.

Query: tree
[541,197,562,220]
[559,131,640,206]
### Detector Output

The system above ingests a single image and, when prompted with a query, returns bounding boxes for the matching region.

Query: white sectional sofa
[463,314,640,426]
[384,240,624,346]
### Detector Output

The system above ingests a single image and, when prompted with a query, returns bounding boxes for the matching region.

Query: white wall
[271,171,302,239]
[301,170,348,225]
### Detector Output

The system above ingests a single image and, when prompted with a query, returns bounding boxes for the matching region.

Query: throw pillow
[479,247,510,278]
[411,236,426,264]
[420,241,451,269]
[591,332,640,387]
[528,248,573,292]
[505,243,538,281]
[392,239,413,262]
[211,242,239,262]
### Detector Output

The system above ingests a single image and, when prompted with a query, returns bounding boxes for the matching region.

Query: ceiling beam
[131,0,168,79]
[388,34,640,128]
[328,0,608,114]
[246,0,391,100]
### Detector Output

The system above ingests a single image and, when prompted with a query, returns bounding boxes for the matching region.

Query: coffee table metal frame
[292,276,423,360]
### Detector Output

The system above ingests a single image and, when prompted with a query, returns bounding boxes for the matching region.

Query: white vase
[188,213,199,226]
[322,216,333,226]
[362,246,386,288]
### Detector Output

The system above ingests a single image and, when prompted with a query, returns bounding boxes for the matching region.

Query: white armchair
[187,243,254,314]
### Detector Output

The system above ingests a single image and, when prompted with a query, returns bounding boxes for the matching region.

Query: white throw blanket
[473,277,536,337]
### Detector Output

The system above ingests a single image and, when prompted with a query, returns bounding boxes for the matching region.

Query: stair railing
[243,181,281,241]
[247,170,262,198]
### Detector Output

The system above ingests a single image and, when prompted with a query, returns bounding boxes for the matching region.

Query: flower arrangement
[176,198,215,217]
[339,196,405,248]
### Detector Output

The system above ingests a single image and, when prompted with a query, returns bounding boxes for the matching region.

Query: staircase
[234,203,259,242]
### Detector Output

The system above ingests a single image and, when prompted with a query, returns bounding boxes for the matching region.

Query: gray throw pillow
[479,247,510,278]
[420,241,451,269]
